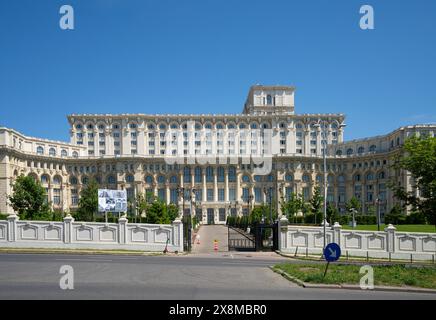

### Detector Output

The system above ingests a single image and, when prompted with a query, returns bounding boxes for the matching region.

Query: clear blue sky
[0,0,435,142]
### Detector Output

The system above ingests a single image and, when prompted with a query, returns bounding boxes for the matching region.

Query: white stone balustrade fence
[278,217,436,261]
[0,213,184,252]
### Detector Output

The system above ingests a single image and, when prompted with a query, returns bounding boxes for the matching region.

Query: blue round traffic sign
[324,243,341,262]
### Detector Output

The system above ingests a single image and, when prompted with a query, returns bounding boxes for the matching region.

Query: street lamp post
[314,121,328,253]
[263,187,273,224]
[376,197,381,231]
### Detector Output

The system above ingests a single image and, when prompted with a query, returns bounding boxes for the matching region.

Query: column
[63,214,74,244]
[224,168,229,202]
[213,169,218,202]
[202,170,207,202]
[118,214,128,244]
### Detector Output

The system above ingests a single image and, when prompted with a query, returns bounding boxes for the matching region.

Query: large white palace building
[1,85,435,223]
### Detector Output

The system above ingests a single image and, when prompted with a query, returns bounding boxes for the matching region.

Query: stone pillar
[332,222,341,246]
[385,224,396,253]
[213,170,218,202]
[63,213,74,244]
[278,216,289,251]
[202,171,207,202]
[7,213,19,242]
[224,168,229,202]
[172,217,184,252]
[118,214,128,244]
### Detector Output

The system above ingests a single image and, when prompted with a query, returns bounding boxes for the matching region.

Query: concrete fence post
[63,214,74,244]
[7,213,19,242]
[118,214,128,244]
[172,218,183,252]
[278,215,289,251]
[385,224,396,253]
[333,222,342,246]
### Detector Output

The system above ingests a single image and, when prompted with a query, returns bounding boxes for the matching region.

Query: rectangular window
[254,187,262,203]
[71,189,78,205]
[207,189,214,202]
[229,188,236,201]
[158,188,166,202]
[170,189,178,203]
[218,188,225,201]
[53,189,61,205]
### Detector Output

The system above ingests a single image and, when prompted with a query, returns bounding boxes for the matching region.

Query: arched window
[170,175,178,184]
[366,173,374,181]
[261,123,269,129]
[336,150,343,156]
[145,175,153,184]
[216,123,224,130]
[36,146,44,155]
[53,176,62,185]
[107,175,116,184]
[205,123,212,130]
[285,173,293,182]
[354,174,361,182]
[49,148,56,156]
[327,175,334,184]
[254,175,262,182]
[239,123,246,129]
[228,123,236,129]
[295,123,303,129]
[86,123,93,130]
[126,174,134,183]
[358,146,365,154]
[347,148,354,156]
[159,123,167,130]
[250,123,258,129]
[98,124,105,130]
[95,176,102,184]
[41,175,50,184]
[369,145,376,152]
[378,171,386,179]
[157,175,165,184]
[61,149,68,157]
[72,151,79,158]
[217,167,224,182]
[194,167,202,183]
[266,94,272,105]
[183,167,191,183]
[338,175,345,184]
[147,124,155,130]
[302,174,310,183]
[242,175,250,183]
[170,123,178,129]
[81,176,89,185]
[228,166,236,182]
[75,124,82,129]
[70,176,78,185]
[129,123,137,129]
[206,166,214,182]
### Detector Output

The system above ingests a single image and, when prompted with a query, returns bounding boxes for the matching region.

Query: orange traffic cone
[213,240,218,251]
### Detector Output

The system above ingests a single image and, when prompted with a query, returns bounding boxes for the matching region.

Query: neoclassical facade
[1,85,435,223]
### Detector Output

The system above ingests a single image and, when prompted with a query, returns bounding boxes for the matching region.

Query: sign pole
[323,261,330,278]
[105,210,107,223]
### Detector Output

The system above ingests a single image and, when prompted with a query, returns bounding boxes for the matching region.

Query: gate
[228,226,256,251]
[254,222,279,251]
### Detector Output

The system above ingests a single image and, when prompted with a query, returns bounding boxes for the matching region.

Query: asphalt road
[0,252,435,300]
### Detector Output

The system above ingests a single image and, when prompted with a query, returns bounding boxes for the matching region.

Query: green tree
[8,175,50,219]
[76,179,98,221]
[145,200,171,224]
[346,196,362,214]
[309,185,324,224]
[281,193,303,223]
[167,203,179,222]
[390,135,436,226]
[326,203,339,225]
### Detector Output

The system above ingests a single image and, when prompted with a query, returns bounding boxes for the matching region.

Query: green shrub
[339,214,351,225]
[0,213,8,220]
[405,211,427,224]
[355,215,377,225]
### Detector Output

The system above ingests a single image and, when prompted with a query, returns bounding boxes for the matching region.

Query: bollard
[294,246,298,257]
[389,252,391,262]
[306,247,308,257]
[366,251,369,262]
[410,253,413,263]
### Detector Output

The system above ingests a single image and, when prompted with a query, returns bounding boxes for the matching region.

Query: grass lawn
[275,263,436,289]
[341,224,436,233]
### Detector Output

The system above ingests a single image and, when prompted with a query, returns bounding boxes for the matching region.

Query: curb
[274,250,436,267]
[269,266,436,294]
[0,248,170,256]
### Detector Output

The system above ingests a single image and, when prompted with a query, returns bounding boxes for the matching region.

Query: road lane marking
[55,259,113,262]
